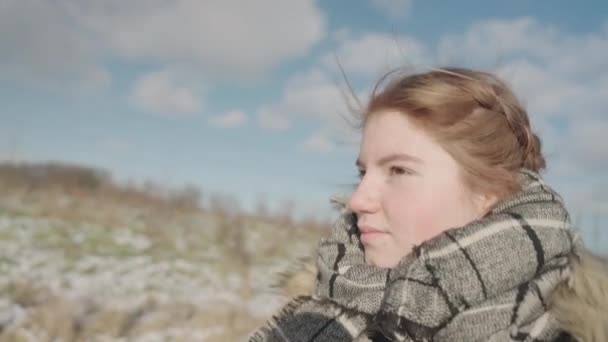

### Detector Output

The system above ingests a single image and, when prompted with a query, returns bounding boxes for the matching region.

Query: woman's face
[349,110,493,268]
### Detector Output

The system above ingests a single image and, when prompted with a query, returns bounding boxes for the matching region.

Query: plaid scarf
[251,170,582,341]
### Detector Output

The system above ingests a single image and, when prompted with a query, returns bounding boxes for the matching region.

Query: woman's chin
[364,251,399,268]
[364,246,414,268]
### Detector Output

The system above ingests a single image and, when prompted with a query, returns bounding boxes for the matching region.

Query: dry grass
[1,280,264,341]
[0,161,330,341]
[0,161,329,230]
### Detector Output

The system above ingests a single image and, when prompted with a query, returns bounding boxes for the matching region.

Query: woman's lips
[358,225,388,242]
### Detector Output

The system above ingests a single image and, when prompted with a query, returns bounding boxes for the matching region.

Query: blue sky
[1,0,608,248]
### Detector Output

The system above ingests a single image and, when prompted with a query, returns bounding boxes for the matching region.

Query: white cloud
[256,68,359,135]
[0,0,326,87]
[557,178,608,218]
[257,33,427,149]
[257,108,293,131]
[130,69,203,115]
[263,32,425,134]
[69,0,326,78]
[569,120,608,170]
[256,66,369,156]
[436,17,608,109]
[370,0,414,19]
[208,110,248,128]
[436,17,562,68]
[302,132,335,153]
[496,61,589,118]
[257,32,425,148]
[0,0,110,90]
[324,32,426,77]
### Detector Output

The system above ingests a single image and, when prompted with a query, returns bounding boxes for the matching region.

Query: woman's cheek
[394,198,441,245]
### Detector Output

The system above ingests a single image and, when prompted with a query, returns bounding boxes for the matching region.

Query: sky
[1,0,608,248]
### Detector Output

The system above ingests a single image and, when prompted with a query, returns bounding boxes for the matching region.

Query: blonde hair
[362,67,545,198]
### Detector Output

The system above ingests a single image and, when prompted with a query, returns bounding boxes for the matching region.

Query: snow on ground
[0,212,323,341]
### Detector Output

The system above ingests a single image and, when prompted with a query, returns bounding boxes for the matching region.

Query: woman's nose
[348,178,379,214]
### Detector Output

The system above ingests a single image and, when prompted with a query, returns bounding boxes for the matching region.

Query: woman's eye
[390,166,410,176]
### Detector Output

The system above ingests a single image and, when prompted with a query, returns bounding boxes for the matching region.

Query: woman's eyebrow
[356,153,423,168]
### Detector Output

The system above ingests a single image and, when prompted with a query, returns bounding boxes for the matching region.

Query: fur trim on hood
[551,252,608,342]
[274,251,608,342]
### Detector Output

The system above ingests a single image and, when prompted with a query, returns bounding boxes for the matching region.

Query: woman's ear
[473,191,499,218]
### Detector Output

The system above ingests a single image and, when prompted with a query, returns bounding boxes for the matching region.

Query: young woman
[251,68,608,341]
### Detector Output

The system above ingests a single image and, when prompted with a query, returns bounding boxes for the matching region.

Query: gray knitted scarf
[251,170,582,341]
